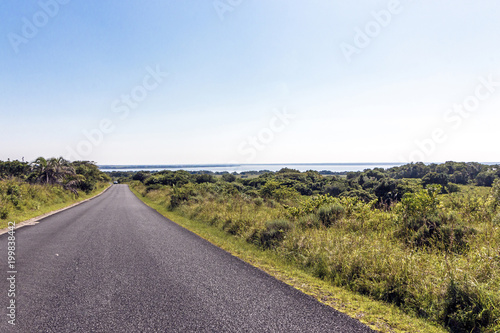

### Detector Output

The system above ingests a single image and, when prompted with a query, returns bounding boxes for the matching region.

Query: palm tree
[31,157,79,191]
[31,157,49,183]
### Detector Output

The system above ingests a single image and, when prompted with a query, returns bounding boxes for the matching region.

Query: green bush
[253,197,264,206]
[254,219,293,248]
[195,174,216,184]
[446,183,460,193]
[317,203,345,227]
[169,184,198,209]
[222,173,236,182]
[6,184,20,196]
[397,212,475,253]
[0,206,8,219]
[422,172,449,188]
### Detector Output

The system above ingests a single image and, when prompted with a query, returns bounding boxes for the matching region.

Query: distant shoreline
[99,163,406,173]
[98,162,499,173]
[99,162,402,169]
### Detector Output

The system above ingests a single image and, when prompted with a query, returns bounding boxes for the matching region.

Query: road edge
[0,184,113,235]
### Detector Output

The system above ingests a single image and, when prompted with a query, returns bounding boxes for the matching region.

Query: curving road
[0,184,373,332]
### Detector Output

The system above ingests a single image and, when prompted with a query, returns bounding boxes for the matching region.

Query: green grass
[0,180,110,229]
[129,184,448,333]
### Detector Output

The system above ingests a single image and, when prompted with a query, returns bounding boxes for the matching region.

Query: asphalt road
[0,184,373,332]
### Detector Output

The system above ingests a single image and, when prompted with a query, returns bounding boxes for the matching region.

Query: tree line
[122,161,499,207]
[0,157,111,195]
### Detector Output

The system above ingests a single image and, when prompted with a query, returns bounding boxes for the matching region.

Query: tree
[422,172,449,187]
[31,157,76,185]
[222,173,236,182]
[476,170,498,187]
[71,160,110,193]
[0,160,30,179]
[132,171,151,182]
[374,179,405,206]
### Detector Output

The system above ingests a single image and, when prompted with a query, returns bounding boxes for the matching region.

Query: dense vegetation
[130,162,500,333]
[0,158,111,225]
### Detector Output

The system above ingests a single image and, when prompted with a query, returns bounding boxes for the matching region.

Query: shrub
[398,186,440,219]
[317,203,345,227]
[422,172,449,187]
[132,171,150,182]
[397,211,475,253]
[286,194,335,218]
[374,179,406,206]
[476,170,498,187]
[78,179,96,194]
[222,173,236,182]
[222,218,241,235]
[254,219,293,248]
[253,197,264,206]
[446,183,460,193]
[144,176,161,186]
[169,184,198,209]
[6,184,20,196]
[0,206,8,219]
[195,174,216,184]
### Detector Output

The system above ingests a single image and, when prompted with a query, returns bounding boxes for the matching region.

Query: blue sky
[1,0,499,164]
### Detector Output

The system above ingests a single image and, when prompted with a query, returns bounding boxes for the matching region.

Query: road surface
[0,184,373,332]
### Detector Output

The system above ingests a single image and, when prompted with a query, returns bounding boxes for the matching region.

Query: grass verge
[0,182,110,229]
[129,185,446,333]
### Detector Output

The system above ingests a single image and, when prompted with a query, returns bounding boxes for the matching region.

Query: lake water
[100,163,405,173]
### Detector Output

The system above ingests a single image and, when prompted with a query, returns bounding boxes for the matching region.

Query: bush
[317,203,345,227]
[222,173,236,182]
[195,174,216,184]
[374,179,406,206]
[0,206,8,219]
[254,219,293,248]
[446,183,460,193]
[132,171,150,182]
[169,184,198,209]
[78,179,96,194]
[397,212,475,253]
[253,197,263,206]
[144,176,161,186]
[422,172,449,187]
[476,170,498,187]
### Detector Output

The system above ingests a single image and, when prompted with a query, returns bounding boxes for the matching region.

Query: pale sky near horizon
[1,1,499,165]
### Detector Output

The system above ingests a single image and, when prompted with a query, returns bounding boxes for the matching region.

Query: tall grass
[0,179,109,228]
[132,180,500,332]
